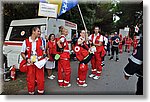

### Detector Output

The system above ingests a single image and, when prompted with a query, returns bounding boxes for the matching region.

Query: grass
[2,71,27,95]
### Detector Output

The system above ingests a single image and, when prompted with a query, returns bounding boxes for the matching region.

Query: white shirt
[78,36,85,42]
[104,36,108,46]
[21,37,38,55]
[78,36,85,45]
[60,35,66,43]
[88,33,103,44]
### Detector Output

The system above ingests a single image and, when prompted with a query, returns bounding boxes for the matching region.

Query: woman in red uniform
[46,34,57,80]
[74,30,95,87]
[57,29,71,88]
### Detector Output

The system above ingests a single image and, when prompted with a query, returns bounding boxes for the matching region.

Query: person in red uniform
[123,36,127,52]
[119,34,123,53]
[88,26,106,80]
[21,26,45,95]
[74,30,95,87]
[126,36,133,53]
[133,36,138,52]
[46,34,57,79]
[57,28,71,87]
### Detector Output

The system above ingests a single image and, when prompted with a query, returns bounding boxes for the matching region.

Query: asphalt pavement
[18,51,138,95]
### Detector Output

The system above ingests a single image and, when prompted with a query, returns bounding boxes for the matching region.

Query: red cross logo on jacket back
[115,38,119,43]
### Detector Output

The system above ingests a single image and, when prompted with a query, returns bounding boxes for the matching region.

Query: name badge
[31,55,37,63]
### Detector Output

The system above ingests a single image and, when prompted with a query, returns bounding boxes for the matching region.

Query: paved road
[18,52,138,95]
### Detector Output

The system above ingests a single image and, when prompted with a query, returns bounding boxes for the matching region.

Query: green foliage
[3,1,142,39]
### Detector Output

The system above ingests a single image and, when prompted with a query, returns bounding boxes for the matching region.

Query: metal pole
[77,4,87,32]
[77,4,88,41]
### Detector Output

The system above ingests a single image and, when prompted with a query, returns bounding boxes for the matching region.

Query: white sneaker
[89,74,95,78]
[93,76,100,80]
[29,92,35,95]
[78,83,88,87]
[64,83,71,88]
[51,74,55,78]
[48,75,54,80]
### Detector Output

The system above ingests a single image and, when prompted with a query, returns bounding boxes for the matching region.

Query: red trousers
[133,44,138,50]
[77,64,88,85]
[27,65,44,93]
[58,59,71,86]
[119,44,123,53]
[127,45,131,52]
[91,52,102,76]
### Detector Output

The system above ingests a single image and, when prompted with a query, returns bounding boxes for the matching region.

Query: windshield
[9,26,32,41]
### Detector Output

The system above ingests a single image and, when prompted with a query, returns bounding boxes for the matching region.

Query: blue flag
[59,0,78,16]
[40,0,78,16]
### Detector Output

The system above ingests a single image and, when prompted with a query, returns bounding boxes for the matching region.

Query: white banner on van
[38,2,58,18]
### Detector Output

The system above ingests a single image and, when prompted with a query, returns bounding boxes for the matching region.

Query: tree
[3,1,143,39]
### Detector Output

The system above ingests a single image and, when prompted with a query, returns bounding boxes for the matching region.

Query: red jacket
[47,39,57,61]
[91,34,101,53]
[25,38,43,59]
[126,38,132,45]
[74,45,89,62]
[91,34,106,56]
[133,38,138,48]
[74,37,89,61]
[58,35,70,59]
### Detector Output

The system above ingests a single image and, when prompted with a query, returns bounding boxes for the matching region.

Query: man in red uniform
[126,36,133,53]
[21,26,45,95]
[57,29,71,87]
[74,30,95,87]
[88,26,106,80]
[119,34,123,53]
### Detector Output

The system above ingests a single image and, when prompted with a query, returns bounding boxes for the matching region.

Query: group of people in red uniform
[118,34,139,53]
[19,26,107,94]
[19,25,140,95]
[74,27,106,87]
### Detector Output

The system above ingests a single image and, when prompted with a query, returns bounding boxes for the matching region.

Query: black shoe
[108,54,110,56]
[109,57,113,60]
[116,58,119,62]
[101,63,105,67]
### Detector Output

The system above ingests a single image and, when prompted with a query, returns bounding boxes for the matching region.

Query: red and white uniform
[21,37,44,94]
[57,35,71,87]
[133,36,138,51]
[74,37,89,85]
[47,39,57,61]
[89,33,106,76]
[119,34,123,53]
[126,37,133,52]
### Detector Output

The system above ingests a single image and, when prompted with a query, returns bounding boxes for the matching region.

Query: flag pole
[77,4,88,40]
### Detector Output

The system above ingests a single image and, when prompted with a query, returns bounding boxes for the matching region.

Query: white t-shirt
[104,36,108,46]
[88,33,103,44]
[78,36,85,42]
[60,35,66,43]
[21,37,39,55]
[77,36,85,45]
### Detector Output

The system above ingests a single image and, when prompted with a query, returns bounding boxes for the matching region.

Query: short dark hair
[29,26,40,35]
[48,34,55,40]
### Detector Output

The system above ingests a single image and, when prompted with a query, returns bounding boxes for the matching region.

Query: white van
[3,18,77,69]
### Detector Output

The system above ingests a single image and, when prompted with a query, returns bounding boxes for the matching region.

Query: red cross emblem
[75,46,80,52]
[115,38,119,43]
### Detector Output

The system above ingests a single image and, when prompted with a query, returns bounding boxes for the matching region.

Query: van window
[9,26,32,41]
